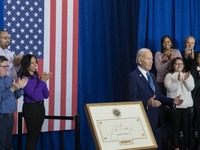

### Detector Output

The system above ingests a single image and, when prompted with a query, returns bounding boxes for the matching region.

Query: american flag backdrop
[4,0,78,134]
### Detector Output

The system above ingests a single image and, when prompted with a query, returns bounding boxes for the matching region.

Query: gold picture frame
[85,101,158,150]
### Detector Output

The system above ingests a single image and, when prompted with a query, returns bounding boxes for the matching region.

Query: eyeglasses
[174,63,183,66]
[0,65,10,69]
[0,36,11,40]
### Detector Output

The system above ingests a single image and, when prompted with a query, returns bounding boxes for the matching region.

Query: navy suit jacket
[128,67,174,129]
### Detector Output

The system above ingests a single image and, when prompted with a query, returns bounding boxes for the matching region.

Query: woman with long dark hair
[155,35,182,95]
[18,54,52,150]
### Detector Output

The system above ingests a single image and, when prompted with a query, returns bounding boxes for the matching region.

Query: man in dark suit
[128,48,183,150]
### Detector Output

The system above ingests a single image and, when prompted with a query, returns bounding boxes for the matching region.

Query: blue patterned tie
[146,72,155,92]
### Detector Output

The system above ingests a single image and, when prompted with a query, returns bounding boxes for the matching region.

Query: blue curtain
[78,0,139,149]
[78,0,200,149]
[138,0,200,53]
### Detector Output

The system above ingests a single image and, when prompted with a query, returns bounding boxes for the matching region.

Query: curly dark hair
[161,35,174,53]
[17,54,38,78]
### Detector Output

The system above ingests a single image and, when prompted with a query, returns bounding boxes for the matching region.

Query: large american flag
[4,0,78,134]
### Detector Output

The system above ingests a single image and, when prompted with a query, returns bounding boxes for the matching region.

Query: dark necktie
[146,72,155,92]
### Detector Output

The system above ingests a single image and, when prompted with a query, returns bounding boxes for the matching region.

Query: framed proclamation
[85,101,158,150]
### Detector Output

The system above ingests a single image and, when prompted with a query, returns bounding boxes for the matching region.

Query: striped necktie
[146,72,155,92]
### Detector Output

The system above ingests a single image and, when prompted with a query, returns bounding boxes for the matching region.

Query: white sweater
[164,72,195,108]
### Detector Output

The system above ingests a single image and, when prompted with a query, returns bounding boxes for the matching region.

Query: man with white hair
[128,48,183,150]
[182,36,195,72]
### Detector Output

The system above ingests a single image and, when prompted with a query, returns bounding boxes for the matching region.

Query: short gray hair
[136,48,151,64]
[185,36,195,44]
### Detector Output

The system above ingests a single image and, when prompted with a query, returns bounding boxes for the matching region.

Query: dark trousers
[152,127,161,150]
[23,102,45,150]
[160,107,181,149]
[157,83,170,149]
[194,96,200,144]
[0,115,14,150]
[188,107,194,150]
[171,108,189,149]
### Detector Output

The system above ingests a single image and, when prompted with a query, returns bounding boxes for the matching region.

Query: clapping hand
[16,77,28,89]
[11,77,28,92]
[41,72,52,82]
[148,95,161,107]
[178,72,181,81]
[13,54,23,66]
[184,71,190,80]
[178,72,190,81]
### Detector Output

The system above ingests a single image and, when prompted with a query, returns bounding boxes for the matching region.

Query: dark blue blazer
[128,67,174,129]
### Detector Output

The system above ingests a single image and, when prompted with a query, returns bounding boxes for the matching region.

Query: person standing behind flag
[0,30,22,79]
[17,54,52,150]
[0,56,27,150]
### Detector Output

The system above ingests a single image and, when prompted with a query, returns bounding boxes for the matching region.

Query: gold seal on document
[112,108,121,118]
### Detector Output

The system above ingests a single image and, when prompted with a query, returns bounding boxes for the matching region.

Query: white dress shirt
[0,47,17,79]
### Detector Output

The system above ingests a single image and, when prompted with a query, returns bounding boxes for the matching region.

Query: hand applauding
[13,54,23,66]
[10,77,28,92]
[184,71,190,80]
[40,72,52,82]
[178,72,190,81]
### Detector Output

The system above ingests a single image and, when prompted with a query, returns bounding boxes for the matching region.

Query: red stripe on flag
[48,0,56,131]
[60,0,68,130]
[72,0,79,128]
[38,59,44,75]
[23,119,27,133]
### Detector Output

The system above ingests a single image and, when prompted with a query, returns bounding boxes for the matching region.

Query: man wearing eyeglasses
[0,30,22,79]
[0,56,27,150]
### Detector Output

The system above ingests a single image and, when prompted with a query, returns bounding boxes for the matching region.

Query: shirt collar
[138,66,149,80]
[197,66,200,71]
[0,76,6,79]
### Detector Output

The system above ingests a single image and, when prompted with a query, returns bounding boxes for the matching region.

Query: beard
[1,42,10,49]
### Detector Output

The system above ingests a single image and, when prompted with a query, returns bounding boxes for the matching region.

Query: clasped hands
[147,95,183,108]
[184,47,194,59]
[162,48,175,63]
